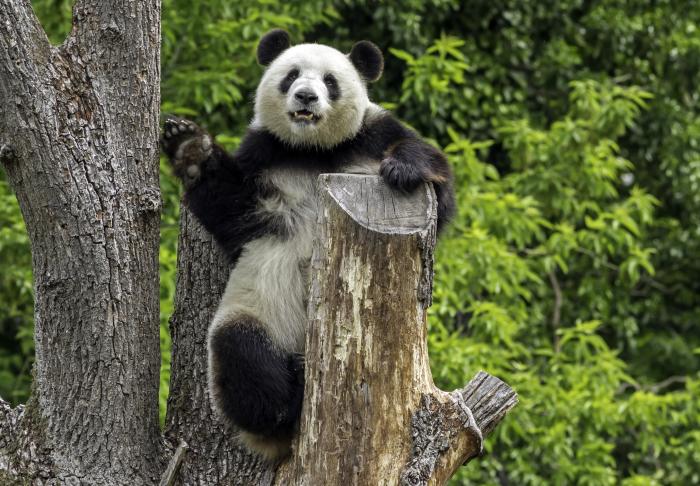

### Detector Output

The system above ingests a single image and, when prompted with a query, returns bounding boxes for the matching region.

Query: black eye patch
[323,73,341,101]
[279,68,299,94]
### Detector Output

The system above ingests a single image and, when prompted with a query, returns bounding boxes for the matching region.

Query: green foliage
[0,178,33,404]
[158,156,181,424]
[0,0,697,482]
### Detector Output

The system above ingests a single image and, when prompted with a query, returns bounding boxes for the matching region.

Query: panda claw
[380,156,423,193]
[201,135,212,151]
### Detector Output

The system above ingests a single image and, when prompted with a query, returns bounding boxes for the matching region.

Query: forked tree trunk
[0,0,163,483]
[0,1,516,483]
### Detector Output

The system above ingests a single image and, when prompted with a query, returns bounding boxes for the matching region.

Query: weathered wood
[273,174,517,485]
[159,440,188,486]
[461,371,519,437]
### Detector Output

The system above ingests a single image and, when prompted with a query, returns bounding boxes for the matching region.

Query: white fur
[254,44,370,149]
[237,430,292,462]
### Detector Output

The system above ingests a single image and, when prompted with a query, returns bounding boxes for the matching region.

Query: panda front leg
[161,116,213,188]
[208,315,304,462]
[161,117,266,258]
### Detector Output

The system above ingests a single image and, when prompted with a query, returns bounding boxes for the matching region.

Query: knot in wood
[139,187,162,213]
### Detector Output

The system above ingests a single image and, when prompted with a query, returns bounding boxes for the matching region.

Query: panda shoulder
[364,103,387,124]
[362,103,414,140]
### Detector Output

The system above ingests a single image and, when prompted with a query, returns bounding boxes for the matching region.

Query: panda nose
[295,90,318,105]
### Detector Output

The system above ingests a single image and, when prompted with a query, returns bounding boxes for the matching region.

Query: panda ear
[349,41,384,82]
[257,29,291,66]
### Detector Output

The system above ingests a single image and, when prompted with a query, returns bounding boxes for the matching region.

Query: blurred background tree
[1,0,698,483]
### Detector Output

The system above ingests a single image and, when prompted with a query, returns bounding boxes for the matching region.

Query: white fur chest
[211,161,380,353]
[256,158,381,240]
[258,166,321,241]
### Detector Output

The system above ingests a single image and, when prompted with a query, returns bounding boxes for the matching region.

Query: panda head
[253,29,384,149]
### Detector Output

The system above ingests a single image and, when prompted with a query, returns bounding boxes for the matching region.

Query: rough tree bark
[0,1,269,483]
[0,1,516,484]
[273,175,517,485]
[0,0,163,483]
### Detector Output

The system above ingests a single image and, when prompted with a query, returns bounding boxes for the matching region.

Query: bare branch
[0,0,51,106]
[574,247,667,293]
[461,371,519,437]
[160,440,189,486]
[617,375,688,396]
[647,375,687,394]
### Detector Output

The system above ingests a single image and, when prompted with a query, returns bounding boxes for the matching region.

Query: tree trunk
[0,0,163,483]
[274,175,517,485]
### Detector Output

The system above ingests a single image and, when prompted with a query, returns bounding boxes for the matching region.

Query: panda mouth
[289,110,321,124]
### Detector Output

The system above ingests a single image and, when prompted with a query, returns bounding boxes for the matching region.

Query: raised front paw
[380,156,425,193]
[161,116,213,187]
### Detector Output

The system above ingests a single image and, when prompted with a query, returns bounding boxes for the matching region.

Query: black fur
[278,68,299,94]
[349,41,384,82]
[257,29,291,66]
[323,73,341,101]
[164,111,455,261]
[210,318,304,437]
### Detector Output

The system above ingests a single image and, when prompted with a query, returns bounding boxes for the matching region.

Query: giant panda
[161,29,455,461]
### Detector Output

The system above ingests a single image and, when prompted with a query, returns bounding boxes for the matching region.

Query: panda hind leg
[208,316,304,461]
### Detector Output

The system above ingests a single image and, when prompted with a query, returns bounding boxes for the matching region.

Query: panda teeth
[292,111,318,121]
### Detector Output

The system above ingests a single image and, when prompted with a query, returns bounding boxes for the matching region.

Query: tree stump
[274,174,517,485]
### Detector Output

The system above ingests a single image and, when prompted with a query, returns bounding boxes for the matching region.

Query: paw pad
[186,164,201,178]
[161,116,213,186]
